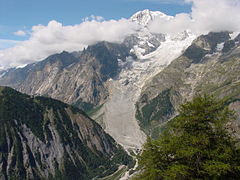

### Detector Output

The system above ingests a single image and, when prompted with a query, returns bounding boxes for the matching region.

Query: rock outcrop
[0,42,131,112]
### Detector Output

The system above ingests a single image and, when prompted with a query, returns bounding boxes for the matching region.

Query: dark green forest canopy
[136,95,240,180]
[0,86,134,180]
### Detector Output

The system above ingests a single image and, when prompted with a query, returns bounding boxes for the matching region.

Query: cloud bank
[149,0,240,34]
[0,19,139,69]
[0,0,240,69]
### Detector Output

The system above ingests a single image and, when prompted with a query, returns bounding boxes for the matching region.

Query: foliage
[136,95,240,180]
[0,87,45,141]
[136,89,174,136]
[98,166,128,180]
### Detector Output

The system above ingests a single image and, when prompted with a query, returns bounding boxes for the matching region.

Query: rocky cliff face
[0,86,132,180]
[136,31,240,137]
[0,42,131,112]
[123,33,166,56]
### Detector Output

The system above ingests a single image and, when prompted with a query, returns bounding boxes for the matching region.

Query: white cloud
[13,30,27,36]
[188,0,240,33]
[149,13,192,34]
[82,15,105,22]
[0,19,139,69]
[149,0,240,34]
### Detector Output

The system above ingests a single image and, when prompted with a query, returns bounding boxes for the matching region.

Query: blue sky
[0,0,191,41]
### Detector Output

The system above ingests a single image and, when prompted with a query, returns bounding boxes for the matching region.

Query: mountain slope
[0,42,131,111]
[136,31,240,137]
[0,86,132,180]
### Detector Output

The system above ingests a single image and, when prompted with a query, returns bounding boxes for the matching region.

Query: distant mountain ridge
[136,31,240,137]
[0,42,131,111]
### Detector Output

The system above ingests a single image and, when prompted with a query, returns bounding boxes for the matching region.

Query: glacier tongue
[104,80,146,149]
[102,32,196,150]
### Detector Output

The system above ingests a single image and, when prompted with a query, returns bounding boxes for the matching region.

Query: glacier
[99,10,196,150]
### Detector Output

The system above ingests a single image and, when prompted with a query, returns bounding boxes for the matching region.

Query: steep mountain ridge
[0,42,131,111]
[0,86,132,180]
[136,31,240,137]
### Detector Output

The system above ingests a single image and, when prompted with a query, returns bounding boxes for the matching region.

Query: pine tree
[136,95,240,180]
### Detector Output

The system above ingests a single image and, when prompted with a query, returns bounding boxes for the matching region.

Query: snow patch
[130,9,173,26]
[216,42,224,52]
[230,32,240,40]
[0,71,6,78]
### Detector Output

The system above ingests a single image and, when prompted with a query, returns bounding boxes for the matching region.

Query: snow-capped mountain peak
[130,9,172,26]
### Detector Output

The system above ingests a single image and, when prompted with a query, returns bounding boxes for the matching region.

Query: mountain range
[0,9,240,179]
[0,10,196,150]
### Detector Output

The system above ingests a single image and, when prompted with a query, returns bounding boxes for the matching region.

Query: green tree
[136,95,240,180]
